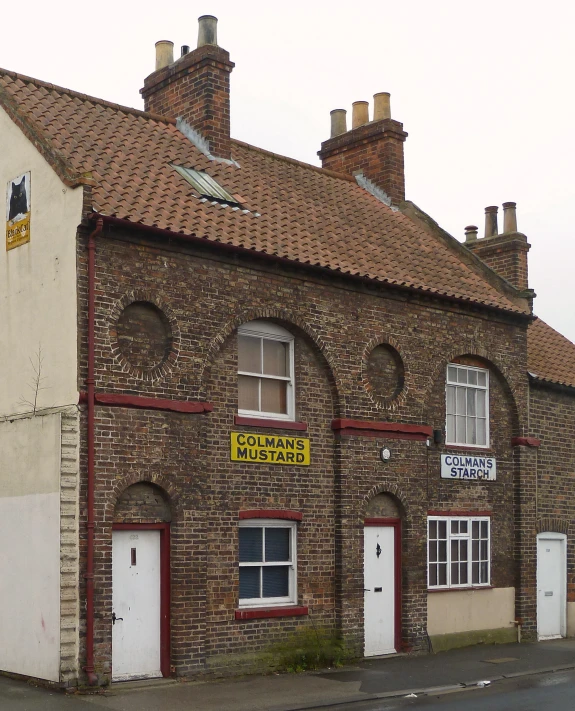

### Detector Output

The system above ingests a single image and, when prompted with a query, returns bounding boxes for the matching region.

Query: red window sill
[427,586,494,593]
[235,605,309,620]
[234,415,308,431]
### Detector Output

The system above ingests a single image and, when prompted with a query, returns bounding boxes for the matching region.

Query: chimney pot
[373,92,391,121]
[330,109,347,138]
[198,15,218,47]
[464,225,479,242]
[484,206,499,238]
[502,201,518,233]
[352,101,369,129]
[181,45,190,57]
[155,40,174,71]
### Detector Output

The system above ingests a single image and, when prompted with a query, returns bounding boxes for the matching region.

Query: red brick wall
[76,226,531,681]
[140,45,234,159]
[318,119,407,204]
[466,233,530,291]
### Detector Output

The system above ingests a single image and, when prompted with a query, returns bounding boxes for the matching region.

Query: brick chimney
[140,16,234,159]
[465,202,530,291]
[318,93,408,205]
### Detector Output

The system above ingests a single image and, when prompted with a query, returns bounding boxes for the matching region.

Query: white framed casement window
[428,517,490,589]
[446,364,489,447]
[238,519,297,607]
[238,320,295,420]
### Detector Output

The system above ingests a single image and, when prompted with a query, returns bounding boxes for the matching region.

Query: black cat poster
[6,172,31,251]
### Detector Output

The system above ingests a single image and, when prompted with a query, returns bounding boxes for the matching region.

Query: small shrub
[265,627,346,673]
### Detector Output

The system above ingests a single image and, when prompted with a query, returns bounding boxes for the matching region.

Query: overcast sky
[2,1,574,342]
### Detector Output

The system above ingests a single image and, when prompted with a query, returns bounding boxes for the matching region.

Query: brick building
[0,15,574,687]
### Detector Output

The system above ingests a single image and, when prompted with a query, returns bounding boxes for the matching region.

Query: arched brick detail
[105,471,182,523]
[424,347,522,435]
[537,518,570,535]
[106,290,181,383]
[199,307,342,414]
[362,483,410,525]
[361,333,410,412]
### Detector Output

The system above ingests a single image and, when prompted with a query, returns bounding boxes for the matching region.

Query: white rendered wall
[0,414,62,681]
[427,587,515,635]
[0,105,83,417]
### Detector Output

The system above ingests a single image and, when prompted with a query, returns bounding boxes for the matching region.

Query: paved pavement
[2,639,575,711]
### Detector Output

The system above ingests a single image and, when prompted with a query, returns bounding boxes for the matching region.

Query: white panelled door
[112,530,162,680]
[364,525,396,656]
[537,533,566,640]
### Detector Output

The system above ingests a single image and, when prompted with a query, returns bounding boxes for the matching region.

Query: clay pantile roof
[0,68,528,315]
[528,318,575,389]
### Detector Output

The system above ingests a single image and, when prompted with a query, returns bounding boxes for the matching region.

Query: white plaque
[441,454,496,481]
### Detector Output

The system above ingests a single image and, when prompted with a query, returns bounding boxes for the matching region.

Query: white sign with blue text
[441,454,496,481]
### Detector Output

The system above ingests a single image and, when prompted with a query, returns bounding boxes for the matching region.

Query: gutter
[84,217,103,686]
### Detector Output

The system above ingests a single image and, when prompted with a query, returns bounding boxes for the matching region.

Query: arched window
[238,321,295,420]
[446,364,489,447]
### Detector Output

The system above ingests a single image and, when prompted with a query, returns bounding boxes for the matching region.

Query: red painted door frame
[364,517,402,652]
[112,523,171,677]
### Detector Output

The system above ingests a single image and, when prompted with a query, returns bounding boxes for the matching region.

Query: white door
[364,526,396,656]
[112,530,162,680]
[537,533,566,640]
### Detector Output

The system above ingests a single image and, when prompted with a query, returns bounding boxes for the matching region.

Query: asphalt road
[315,670,575,711]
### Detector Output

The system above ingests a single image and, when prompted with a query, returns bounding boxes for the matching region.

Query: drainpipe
[85,217,103,686]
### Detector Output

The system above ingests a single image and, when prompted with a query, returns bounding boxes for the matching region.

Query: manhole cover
[482,657,519,664]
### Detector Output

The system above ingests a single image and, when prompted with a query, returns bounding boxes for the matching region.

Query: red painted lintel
[79,391,213,413]
[235,606,308,620]
[239,510,303,521]
[511,436,541,448]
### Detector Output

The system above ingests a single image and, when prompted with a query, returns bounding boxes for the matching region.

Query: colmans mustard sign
[230,432,310,466]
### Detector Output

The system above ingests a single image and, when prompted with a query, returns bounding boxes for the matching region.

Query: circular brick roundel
[365,344,405,405]
[116,301,173,371]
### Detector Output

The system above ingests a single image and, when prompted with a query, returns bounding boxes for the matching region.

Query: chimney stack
[141,15,235,159]
[465,202,530,291]
[318,93,408,205]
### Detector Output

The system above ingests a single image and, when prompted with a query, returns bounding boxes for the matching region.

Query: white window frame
[238,320,295,421]
[427,516,491,589]
[238,519,297,608]
[446,364,490,448]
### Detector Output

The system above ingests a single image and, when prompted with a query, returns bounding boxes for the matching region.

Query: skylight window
[172,165,238,204]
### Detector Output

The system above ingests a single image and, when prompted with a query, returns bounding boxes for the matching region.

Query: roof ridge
[231,138,355,182]
[0,67,176,124]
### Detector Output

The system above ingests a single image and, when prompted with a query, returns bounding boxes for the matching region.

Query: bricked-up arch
[200,308,342,415]
[114,482,172,523]
[425,349,522,437]
[537,518,570,535]
[108,290,181,383]
[362,483,410,525]
[107,472,182,523]
[362,334,410,411]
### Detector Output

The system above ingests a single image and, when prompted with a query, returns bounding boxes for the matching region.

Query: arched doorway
[364,493,402,656]
[112,483,171,680]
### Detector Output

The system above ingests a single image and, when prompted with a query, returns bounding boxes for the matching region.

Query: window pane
[457,368,468,384]
[447,365,458,383]
[460,521,468,533]
[477,418,487,445]
[262,566,289,597]
[438,540,447,562]
[456,416,466,443]
[472,561,479,584]
[451,539,459,562]
[478,371,487,387]
[446,386,456,415]
[238,335,262,374]
[472,521,479,538]
[472,539,479,559]
[477,391,486,417]
[430,565,438,586]
[480,562,489,582]
[265,528,290,562]
[438,521,447,539]
[451,521,459,535]
[481,521,488,538]
[467,417,477,445]
[429,520,437,538]
[263,339,288,377]
[451,562,459,584]
[446,415,455,442]
[481,540,488,559]
[261,378,287,414]
[238,375,260,411]
[438,563,447,586]
[468,369,478,385]
[239,528,263,562]
[467,389,476,416]
[239,567,260,598]
[460,563,468,585]
[460,539,468,561]
[456,387,466,414]
[429,542,437,563]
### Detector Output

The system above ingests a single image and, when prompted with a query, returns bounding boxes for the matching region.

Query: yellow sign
[6,172,31,251]
[231,432,310,466]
